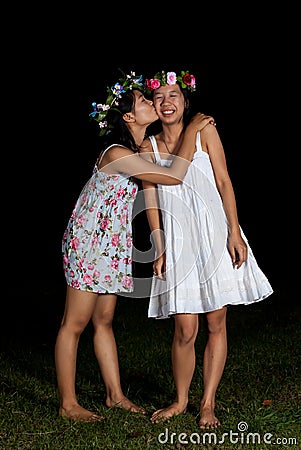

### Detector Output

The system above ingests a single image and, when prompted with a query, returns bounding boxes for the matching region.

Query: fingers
[194,113,216,128]
[153,265,166,280]
[231,247,247,269]
[153,270,166,280]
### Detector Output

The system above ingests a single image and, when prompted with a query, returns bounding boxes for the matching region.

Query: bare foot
[59,405,104,423]
[106,396,146,415]
[151,402,187,424]
[199,405,220,429]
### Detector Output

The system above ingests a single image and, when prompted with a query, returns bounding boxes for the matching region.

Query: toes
[199,420,221,429]
[86,414,104,423]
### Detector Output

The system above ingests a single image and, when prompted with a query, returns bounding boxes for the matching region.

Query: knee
[206,317,226,335]
[93,314,114,330]
[206,309,227,335]
[60,319,87,337]
[175,327,197,346]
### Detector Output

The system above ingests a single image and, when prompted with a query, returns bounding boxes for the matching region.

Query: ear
[122,112,135,124]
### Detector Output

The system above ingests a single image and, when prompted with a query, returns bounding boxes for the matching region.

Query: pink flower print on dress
[71,279,80,289]
[111,258,119,270]
[93,270,100,279]
[111,234,120,246]
[71,237,80,250]
[63,254,69,267]
[100,218,110,230]
[80,192,88,205]
[126,237,132,248]
[91,235,98,247]
[76,215,86,227]
[121,275,133,289]
[120,214,127,226]
[83,274,94,286]
[78,259,85,270]
[116,187,125,199]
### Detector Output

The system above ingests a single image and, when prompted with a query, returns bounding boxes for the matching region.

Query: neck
[161,123,184,153]
[162,122,183,142]
[129,125,148,148]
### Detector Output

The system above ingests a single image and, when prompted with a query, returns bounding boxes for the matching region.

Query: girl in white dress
[140,69,273,429]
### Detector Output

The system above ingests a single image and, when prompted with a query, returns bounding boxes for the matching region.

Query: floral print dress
[62,146,138,294]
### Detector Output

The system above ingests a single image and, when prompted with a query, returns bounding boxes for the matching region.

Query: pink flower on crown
[167,72,177,85]
[182,73,196,89]
[145,78,161,90]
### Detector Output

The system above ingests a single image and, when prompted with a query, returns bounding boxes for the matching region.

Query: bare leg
[199,307,227,429]
[151,314,198,423]
[92,294,146,414]
[54,286,104,422]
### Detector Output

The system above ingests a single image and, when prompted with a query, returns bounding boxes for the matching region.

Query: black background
[4,14,298,340]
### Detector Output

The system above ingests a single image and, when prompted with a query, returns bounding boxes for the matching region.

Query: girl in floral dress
[54,70,214,422]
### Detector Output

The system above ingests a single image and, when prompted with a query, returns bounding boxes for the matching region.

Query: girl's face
[133,90,159,127]
[152,83,185,125]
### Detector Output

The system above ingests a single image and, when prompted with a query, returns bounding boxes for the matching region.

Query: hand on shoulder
[188,113,216,132]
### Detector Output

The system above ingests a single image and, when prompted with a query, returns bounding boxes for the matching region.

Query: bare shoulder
[199,123,222,155]
[98,145,133,170]
[200,122,218,137]
[104,145,132,161]
[200,123,221,145]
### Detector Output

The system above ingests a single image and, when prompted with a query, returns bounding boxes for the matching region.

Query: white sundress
[148,132,273,319]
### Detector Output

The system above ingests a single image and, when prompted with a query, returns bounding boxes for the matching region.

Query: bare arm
[200,125,247,268]
[99,114,215,185]
[143,182,166,279]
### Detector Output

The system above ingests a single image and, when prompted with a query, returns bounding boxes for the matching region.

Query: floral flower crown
[145,70,196,94]
[89,70,144,136]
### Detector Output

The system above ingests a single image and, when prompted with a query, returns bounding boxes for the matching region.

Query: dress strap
[195,131,203,153]
[149,136,162,164]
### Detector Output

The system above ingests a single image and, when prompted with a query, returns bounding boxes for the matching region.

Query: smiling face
[152,83,186,125]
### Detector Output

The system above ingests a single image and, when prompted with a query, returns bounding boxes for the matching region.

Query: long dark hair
[98,89,143,154]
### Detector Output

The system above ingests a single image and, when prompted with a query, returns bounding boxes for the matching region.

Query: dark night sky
[5,21,298,337]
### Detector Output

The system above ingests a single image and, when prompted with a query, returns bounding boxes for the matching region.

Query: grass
[0,287,300,449]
